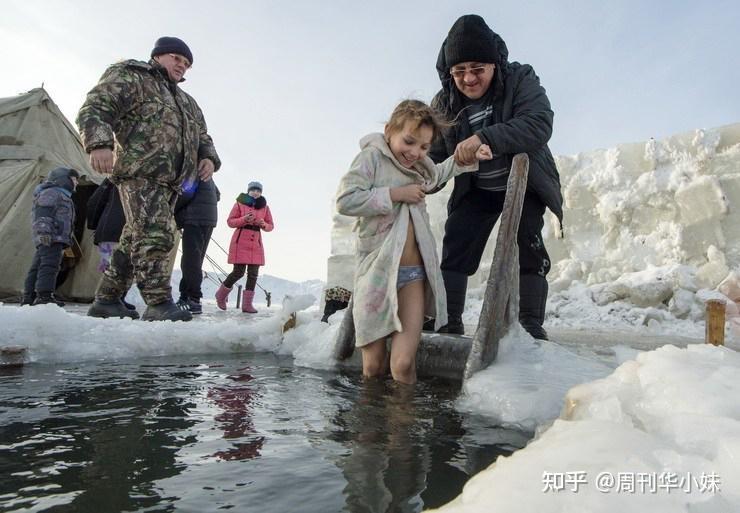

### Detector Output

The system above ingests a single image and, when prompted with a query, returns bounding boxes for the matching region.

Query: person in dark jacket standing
[174,178,219,314]
[427,14,563,339]
[22,167,79,306]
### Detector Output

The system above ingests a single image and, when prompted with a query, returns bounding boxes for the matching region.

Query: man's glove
[38,234,51,246]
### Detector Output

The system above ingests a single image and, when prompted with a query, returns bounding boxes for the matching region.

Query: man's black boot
[142,299,193,322]
[437,316,465,335]
[20,292,36,306]
[32,292,65,307]
[519,274,549,340]
[88,298,139,319]
[435,270,468,335]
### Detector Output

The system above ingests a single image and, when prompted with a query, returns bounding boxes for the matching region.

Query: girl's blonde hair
[385,99,451,142]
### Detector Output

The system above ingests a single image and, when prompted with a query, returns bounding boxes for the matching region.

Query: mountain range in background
[170,270,325,307]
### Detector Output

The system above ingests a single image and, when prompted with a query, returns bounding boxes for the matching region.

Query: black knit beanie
[151,36,193,65]
[444,15,499,67]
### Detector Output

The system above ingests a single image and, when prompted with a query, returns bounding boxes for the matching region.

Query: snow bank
[546,123,740,334]
[0,293,320,366]
[455,326,612,432]
[430,344,740,512]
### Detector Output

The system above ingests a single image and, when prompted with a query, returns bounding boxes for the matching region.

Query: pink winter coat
[227,196,274,265]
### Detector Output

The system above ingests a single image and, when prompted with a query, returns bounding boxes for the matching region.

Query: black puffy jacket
[174,178,219,229]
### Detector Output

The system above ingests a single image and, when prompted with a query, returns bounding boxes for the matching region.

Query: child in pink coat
[215,181,274,312]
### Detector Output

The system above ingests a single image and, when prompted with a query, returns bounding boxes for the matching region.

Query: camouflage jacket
[77,59,221,192]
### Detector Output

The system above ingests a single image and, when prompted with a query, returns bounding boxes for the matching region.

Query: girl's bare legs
[361,338,388,379]
[390,280,425,384]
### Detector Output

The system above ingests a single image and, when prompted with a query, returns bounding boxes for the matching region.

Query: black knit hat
[444,15,499,68]
[151,36,193,65]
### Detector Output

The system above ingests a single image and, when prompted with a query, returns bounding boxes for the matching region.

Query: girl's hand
[258,219,267,229]
[390,184,425,204]
[476,144,493,161]
[243,212,254,223]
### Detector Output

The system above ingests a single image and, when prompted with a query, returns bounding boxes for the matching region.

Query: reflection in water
[337,380,428,513]
[0,354,530,512]
[330,377,526,512]
[208,366,265,461]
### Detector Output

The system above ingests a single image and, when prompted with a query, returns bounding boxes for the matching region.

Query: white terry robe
[336,133,477,347]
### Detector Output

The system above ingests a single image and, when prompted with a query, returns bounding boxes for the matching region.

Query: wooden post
[236,284,243,309]
[333,298,356,360]
[282,312,297,333]
[464,153,529,380]
[705,299,725,346]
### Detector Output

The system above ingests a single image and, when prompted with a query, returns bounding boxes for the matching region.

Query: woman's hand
[390,184,425,204]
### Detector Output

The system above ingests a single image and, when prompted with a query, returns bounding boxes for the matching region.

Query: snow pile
[431,343,740,512]
[545,123,740,336]
[455,326,612,432]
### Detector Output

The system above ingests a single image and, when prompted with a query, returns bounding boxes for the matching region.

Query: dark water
[0,353,531,512]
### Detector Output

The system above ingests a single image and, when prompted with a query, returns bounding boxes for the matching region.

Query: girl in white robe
[336,100,491,384]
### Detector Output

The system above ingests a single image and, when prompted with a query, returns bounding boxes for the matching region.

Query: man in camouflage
[77,36,221,321]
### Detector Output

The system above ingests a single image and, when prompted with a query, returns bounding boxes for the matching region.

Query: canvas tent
[0,88,105,302]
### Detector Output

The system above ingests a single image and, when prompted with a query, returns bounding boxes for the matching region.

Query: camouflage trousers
[95,178,177,305]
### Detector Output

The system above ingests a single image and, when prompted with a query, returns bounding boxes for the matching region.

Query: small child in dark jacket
[22,167,79,306]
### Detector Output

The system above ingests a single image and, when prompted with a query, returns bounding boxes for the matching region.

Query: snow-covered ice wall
[547,123,740,292]
[328,123,740,324]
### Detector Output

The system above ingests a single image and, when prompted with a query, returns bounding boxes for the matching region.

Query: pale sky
[2,0,739,282]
